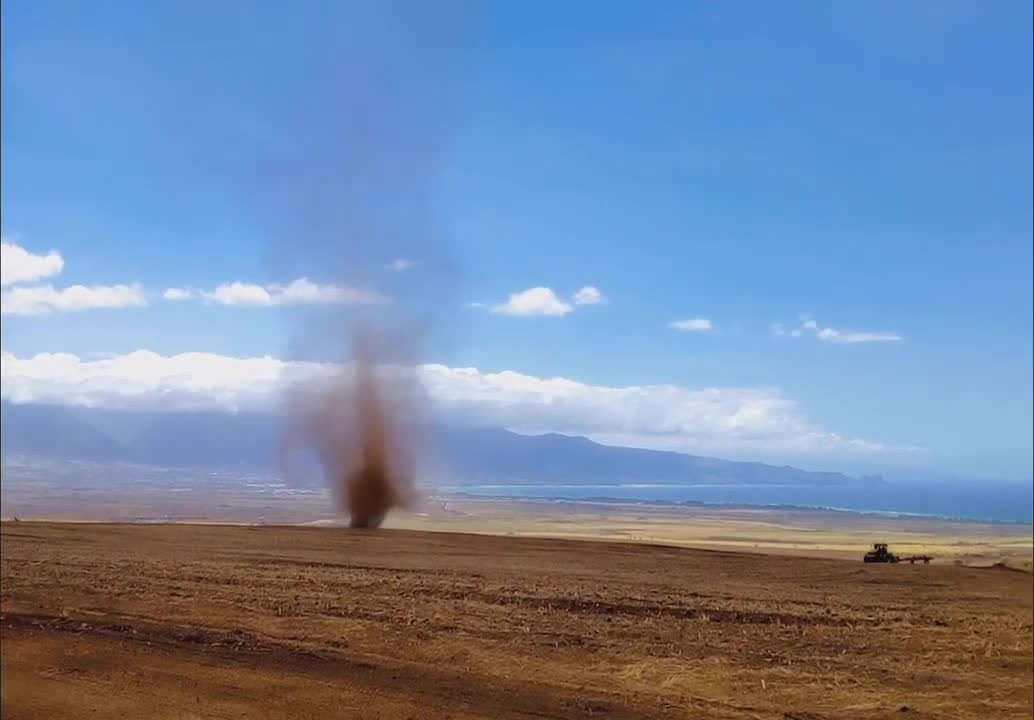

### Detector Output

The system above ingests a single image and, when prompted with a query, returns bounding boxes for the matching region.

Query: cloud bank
[1,349,900,456]
[1,284,147,315]
[183,278,387,306]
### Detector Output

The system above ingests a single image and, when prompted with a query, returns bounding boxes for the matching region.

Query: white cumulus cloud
[1,284,147,316]
[202,278,386,306]
[573,286,606,305]
[0,349,901,456]
[669,318,713,332]
[0,239,147,316]
[492,287,573,316]
[384,258,413,272]
[162,288,194,301]
[1,241,65,287]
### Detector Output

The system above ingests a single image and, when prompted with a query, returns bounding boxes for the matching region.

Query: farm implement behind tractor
[863,543,933,564]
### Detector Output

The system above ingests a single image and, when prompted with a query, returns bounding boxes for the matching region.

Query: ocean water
[438,482,1034,524]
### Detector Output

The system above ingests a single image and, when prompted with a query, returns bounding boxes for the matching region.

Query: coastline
[436,479,1034,525]
[440,490,1034,526]
[2,475,1031,568]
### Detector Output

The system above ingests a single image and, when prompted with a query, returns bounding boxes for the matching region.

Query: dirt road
[1,522,1031,719]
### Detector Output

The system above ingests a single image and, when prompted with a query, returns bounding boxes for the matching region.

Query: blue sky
[2,1,1032,480]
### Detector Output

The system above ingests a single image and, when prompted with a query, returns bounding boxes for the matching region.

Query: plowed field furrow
[2,522,1031,720]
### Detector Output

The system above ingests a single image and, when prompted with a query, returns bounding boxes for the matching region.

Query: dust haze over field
[260,5,469,527]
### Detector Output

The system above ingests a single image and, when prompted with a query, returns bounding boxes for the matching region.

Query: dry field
[386,498,1034,567]
[1,522,1031,720]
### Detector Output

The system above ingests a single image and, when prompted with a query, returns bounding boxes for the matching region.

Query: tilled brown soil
[1,522,1031,719]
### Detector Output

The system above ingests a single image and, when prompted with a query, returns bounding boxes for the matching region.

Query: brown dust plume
[282,330,427,528]
[256,6,470,527]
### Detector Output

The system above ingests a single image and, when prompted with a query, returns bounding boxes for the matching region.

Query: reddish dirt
[1,522,1031,719]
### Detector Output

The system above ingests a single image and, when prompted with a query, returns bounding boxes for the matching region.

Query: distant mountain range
[0,401,882,487]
